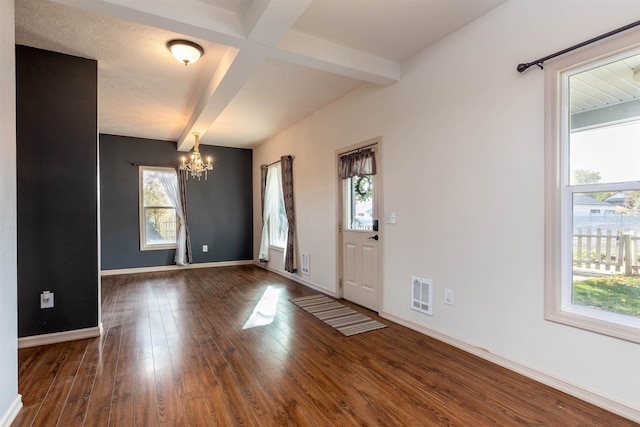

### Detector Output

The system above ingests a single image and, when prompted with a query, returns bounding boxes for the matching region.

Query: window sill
[545,306,640,344]
[140,244,177,251]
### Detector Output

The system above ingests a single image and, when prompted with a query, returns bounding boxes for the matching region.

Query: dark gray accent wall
[16,45,99,338]
[100,134,253,270]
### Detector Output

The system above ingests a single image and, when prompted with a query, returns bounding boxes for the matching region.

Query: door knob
[368,235,379,240]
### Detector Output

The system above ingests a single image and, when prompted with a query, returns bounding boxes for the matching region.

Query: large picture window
[546,36,640,343]
[139,166,178,250]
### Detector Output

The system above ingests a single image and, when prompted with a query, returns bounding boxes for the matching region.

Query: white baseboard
[380,312,640,423]
[254,261,338,297]
[18,324,102,349]
[100,260,254,276]
[0,395,22,427]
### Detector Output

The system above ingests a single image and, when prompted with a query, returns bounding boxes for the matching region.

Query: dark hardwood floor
[13,265,637,426]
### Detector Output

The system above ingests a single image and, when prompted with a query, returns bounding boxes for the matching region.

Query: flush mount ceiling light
[167,39,204,66]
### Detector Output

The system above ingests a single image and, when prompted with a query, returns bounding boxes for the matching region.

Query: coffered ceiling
[15,0,506,150]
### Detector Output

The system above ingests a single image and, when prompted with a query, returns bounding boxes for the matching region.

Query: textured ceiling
[14,0,506,150]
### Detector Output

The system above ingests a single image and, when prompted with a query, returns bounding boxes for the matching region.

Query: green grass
[573,276,640,317]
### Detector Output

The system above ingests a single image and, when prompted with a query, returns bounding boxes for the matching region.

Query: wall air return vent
[411,276,433,315]
[301,254,310,275]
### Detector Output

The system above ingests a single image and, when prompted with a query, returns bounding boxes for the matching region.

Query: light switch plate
[385,212,397,224]
[444,289,454,306]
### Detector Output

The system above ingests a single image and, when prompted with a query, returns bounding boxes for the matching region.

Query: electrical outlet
[41,291,54,309]
[444,289,454,306]
[202,244,208,252]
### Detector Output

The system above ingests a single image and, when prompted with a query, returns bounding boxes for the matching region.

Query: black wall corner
[99,134,253,270]
[16,45,99,337]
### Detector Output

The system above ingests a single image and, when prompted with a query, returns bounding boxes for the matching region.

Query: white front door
[340,149,380,311]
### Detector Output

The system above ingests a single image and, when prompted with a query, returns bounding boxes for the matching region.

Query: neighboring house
[573,194,616,217]
[604,191,629,206]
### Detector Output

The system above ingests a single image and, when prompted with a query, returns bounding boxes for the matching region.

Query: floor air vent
[411,276,433,315]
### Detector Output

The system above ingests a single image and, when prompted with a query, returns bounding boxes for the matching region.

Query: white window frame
[139,166,178,251]
[545,30,640,344]
[266,164,287,249]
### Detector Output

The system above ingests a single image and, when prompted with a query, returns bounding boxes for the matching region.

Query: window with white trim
[266,164,287,249]
[546,37,640,343]
[139,166,177,251]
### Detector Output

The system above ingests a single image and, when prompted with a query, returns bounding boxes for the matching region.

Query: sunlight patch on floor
[242,285,282,329]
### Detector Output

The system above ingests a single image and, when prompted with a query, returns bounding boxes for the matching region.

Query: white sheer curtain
[159,170,188,266]
[259,163,283,261]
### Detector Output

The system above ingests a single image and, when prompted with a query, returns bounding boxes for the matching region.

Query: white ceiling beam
[176,46,267,151]
[244,0,313,45]
[274,30,400,85]
[50,0,399,86]
[242,0,270,39]
[176,1,314,150]
[50,0,399,147]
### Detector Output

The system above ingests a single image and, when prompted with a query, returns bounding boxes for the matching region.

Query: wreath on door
[354,176,372,201]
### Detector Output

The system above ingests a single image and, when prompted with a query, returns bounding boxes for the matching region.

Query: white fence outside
[573,228,639,275]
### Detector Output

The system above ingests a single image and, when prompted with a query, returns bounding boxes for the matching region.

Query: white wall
[0,1,20,426]
[254,0,640,418]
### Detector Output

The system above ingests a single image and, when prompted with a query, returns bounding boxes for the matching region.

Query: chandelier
[179,133,213,180]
